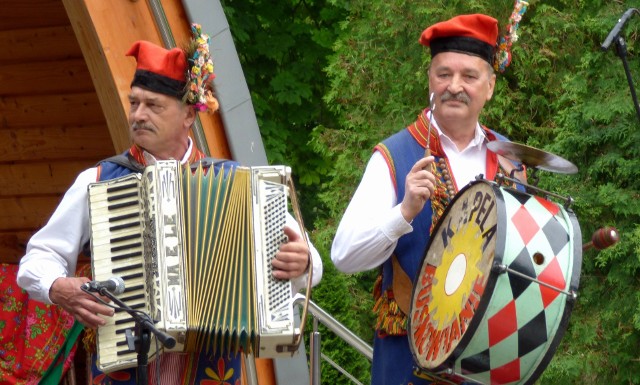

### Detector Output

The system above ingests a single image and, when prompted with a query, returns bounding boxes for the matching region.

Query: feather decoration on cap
[494,0,529,72]
[183,23,219,113]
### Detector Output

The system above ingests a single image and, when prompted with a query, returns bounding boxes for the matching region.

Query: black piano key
[109,200,140,210]
[124,284,145,293]
[112,263,144,274]
[107,191,139,202]
[112,251,143,262]
[120,272,144,281]
[112,233,142,244]
[119,293,146,302]
[106,182,139,194]
[111,244,141,253]
[110,221,141,232]
[109,212,139,223]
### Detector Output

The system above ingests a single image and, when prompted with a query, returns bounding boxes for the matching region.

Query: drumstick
[425,92,435,157]
[582,226,620,251]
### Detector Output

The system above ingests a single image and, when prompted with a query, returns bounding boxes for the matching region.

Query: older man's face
[127,86,195,160]
[428,51,496,125]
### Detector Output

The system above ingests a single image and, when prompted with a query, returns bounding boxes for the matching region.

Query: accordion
[88,160,304,372]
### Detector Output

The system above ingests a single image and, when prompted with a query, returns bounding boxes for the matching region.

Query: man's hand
[272,226,310,280]
[49,276,114,329]
[400,156,436,222]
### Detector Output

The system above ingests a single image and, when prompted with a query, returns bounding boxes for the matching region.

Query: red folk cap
[126,41,188,98]
[419,14,499,65]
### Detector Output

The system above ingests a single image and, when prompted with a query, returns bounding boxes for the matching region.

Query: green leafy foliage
[221,0,347,226]
[225,0,640,383]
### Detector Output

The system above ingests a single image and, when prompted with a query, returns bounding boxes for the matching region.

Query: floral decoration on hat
[494,0,529,72]
[183,23,219,113]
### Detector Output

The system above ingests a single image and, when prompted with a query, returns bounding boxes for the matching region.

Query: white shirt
[18,142,322,303]
[331,115,487,274]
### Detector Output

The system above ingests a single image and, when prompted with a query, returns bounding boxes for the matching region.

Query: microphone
[601,8,637,51]
[582,226,620,252]
[82,276,126,295]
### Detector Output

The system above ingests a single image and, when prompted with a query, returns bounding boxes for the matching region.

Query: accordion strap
[100,154,236,174]
[287,177,313,350]
[99,153,145,173]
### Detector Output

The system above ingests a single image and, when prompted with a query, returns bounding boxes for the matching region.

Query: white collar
[427,110,486,153]
[142,137,194,165]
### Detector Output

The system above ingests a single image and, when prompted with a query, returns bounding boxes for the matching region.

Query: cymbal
[487,141,578,174]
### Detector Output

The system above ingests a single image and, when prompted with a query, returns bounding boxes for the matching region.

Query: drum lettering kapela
[411,183,497,369]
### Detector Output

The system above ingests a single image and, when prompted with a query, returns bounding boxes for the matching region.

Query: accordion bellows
[88,160,298,372]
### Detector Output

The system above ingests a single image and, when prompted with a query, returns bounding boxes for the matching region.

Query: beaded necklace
[409,110,460,234]
[409,109,510,229]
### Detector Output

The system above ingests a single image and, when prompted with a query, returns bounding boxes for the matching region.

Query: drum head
[409,181,501,370]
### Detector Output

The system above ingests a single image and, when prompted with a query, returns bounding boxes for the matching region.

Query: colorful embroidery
[201,357,239,385]
[129,143,207,166]
[92,370,132,384]
[373,286,408,336]
[373,143,398,193]
[0,264,77,384]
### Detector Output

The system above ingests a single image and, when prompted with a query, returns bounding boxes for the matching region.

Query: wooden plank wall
[0,0,114,264]
[0,0,233,265]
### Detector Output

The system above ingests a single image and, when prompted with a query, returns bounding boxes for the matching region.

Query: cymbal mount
[494,173,575,211]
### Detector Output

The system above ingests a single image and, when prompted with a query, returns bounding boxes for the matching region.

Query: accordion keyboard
[88,173,150,372]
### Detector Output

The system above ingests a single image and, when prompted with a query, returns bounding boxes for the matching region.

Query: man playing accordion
[17,28,322,385]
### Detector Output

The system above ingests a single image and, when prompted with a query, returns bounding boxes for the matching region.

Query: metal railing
[293,293,373,385]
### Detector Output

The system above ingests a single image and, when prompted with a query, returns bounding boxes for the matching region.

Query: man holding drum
[331,13,523,384]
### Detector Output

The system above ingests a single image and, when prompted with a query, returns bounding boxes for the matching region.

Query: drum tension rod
[493,263,577,302]
[495,173,575,210]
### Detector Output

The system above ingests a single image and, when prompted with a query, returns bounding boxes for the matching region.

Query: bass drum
[408,180,582,385]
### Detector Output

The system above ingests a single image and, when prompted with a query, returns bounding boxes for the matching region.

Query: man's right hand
[400,156,436,222]
[49,276,114,329]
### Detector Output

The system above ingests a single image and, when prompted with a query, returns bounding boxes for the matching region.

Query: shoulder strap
[98,153,145,173]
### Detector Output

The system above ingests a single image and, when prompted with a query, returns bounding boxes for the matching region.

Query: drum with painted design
[408,179,582,385]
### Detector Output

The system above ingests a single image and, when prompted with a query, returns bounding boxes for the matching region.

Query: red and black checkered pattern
[451,186,581,385]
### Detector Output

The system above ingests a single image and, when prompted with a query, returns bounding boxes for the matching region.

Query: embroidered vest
[372,109,515,336]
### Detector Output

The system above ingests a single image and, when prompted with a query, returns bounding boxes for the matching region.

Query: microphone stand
[612,36,640,125]
[99,288,176,385]
[601,8,640,125]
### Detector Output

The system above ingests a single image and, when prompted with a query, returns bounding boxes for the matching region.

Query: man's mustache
[440,91,470,105]
[131,122,155,131]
